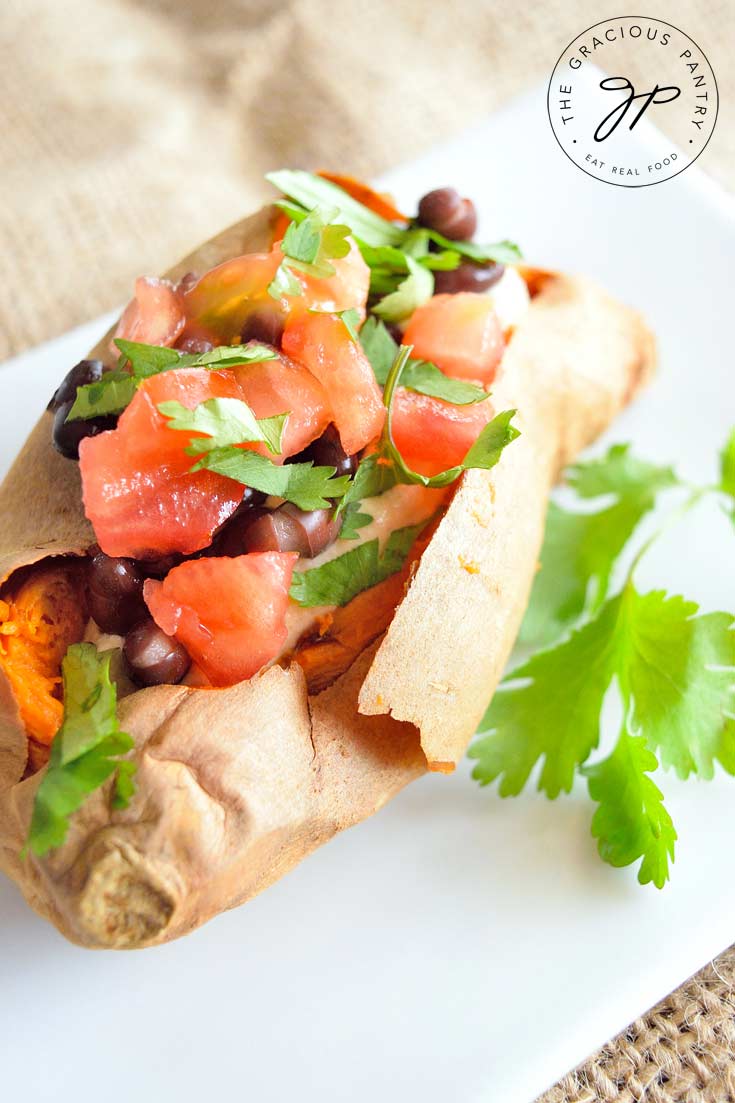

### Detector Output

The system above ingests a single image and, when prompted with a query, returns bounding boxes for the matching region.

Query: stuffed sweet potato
[0,174,654,947]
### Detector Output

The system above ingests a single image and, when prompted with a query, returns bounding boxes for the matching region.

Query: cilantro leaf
[67,371,139,420]
[372,256,434,323]
[269,207,352,299]
[268,262,303,300]
[282,210,351,275]
[114,339,181,376]
[67,341,276,421]
[289,521,426,607]
[26,644,135,857]
[266,169,405,247]
[336,452,398,539]
[158,397,287,456]
[195,448,351,511]
[360,317,487,405]
[116,339,276,376]
[720,428,735,525]
[339,307,361,342]
[339,503,373,540]
[423,230,522,265]
[471,582,735,885]
[470,597,621,798]
[585,732,677,888]
[622,590,735,779]
[520,445,678,647]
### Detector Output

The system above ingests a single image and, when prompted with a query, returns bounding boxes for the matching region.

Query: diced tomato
[283,311,385,456]
[79,355,331,558]
[182,237,370,343]
[182,250,283,344]
[390,388,496,477]
[143,553,297,686]
[402,293,505,384]
[236,351,332,458]
[113,277,185,354]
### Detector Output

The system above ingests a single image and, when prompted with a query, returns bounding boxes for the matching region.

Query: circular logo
[547,17,718,186]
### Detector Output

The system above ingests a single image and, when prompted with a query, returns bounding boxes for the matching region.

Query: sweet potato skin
[0,206,654,947]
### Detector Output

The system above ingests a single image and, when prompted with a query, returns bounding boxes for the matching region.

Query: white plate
[1,77,734,1103]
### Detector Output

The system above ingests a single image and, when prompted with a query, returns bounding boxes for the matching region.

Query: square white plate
[1,78,733,1103]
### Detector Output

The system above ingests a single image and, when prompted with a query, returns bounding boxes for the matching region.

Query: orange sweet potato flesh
[0,563,87,751]
[293,519,440,693]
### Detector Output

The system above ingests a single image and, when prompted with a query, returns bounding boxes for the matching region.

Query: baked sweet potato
[0,205,654,947]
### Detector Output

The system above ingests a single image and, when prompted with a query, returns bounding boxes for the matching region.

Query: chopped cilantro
[25,644,135,858]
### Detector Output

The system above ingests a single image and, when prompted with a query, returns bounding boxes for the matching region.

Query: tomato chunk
[390,388,496,477]
[144,553,297,686]
[183,251,283,344]
[79,355,331,558]
[283,311,384,456]
[402,293,505,384]
[182,237,369,343]
[237,351,332,458]
[113,277,185,353]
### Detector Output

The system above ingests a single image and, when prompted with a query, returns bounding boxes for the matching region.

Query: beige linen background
[2,1,735,1099]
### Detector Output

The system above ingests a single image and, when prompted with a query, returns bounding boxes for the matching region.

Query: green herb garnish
[266,170,522,316]
[266,170,406,247]
[268,206,352,300]
[68,341,276,421]
[469,434,735,889]
[519,445,678,648]
[25,644,135,858]
[158,398,288,456]
[158,396,351,511]
[289,522,426,607]
[371,255,434,323]
[360,317,487,406]
[194,448,351,511]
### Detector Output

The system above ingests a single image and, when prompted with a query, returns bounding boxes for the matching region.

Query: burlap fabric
[2,2,734,1099]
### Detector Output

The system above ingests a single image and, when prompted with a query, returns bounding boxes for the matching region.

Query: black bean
[240,306,285,348]
[136,554,183,580]
[417,187,477,240]
[289,424,358,478]
[48,359,104,412]
[214,503,339,559]
[281,503,341,558]
[87,552,147,634]
[52,400,117,460]
[124,619,191,687]
[433,260,506,295]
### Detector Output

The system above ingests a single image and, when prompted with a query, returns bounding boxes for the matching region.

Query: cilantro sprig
[68,340,276,421]
[25,644,135,858]
[470,433,735,889]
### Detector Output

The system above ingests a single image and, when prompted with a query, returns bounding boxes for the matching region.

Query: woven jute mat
[3,3,734,1099]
